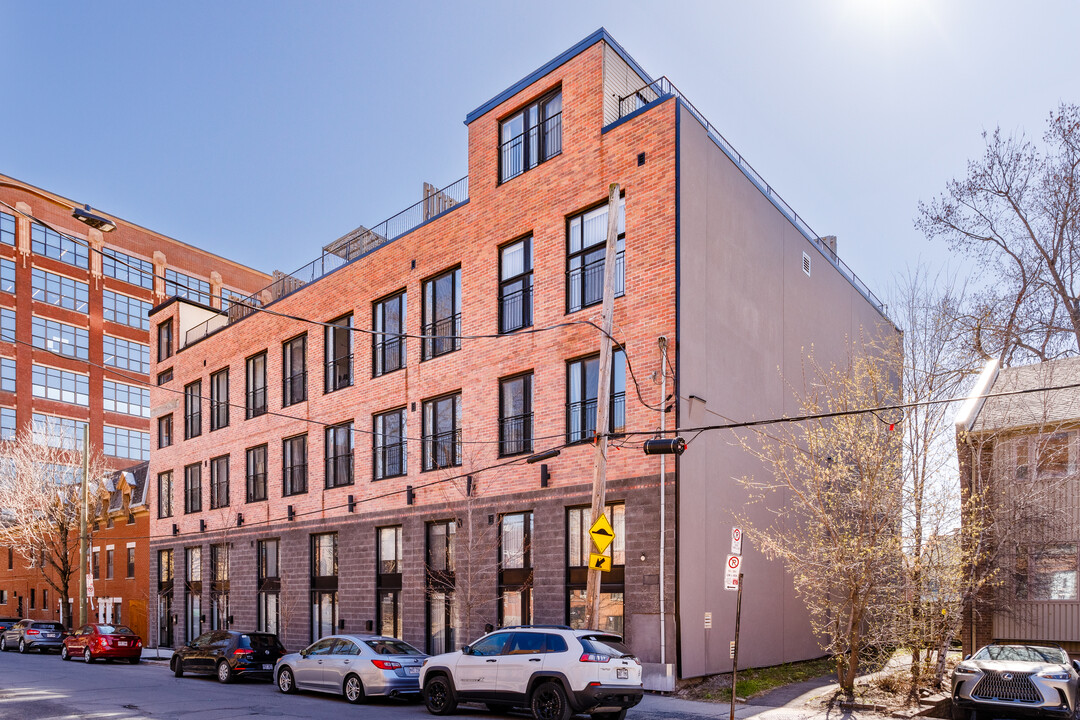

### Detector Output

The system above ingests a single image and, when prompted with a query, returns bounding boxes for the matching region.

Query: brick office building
[0,174,270,639]
[147,29,893,682]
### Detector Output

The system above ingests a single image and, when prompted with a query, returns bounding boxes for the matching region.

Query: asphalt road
[0,648,722,720]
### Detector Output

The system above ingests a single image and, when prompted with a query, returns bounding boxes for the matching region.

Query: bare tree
[917,103,1080,364]
[0,420,108,627]
[735,341,903,698]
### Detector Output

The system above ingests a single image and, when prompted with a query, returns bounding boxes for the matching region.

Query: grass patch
[677,656,836,703]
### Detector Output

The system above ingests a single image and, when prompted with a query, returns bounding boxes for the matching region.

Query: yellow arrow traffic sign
[589,553,612,572]
[590,514,615,554]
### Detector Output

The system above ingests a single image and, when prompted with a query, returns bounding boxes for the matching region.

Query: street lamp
[72,204,116,233]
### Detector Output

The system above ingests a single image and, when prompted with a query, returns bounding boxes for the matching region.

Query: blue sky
[3,1,1078,302]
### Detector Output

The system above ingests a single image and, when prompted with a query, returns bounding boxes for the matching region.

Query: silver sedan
[275,634,427,703]
[952,643,1080,720]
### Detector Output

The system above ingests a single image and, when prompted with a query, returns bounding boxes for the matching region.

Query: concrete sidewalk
[636,693,887,720]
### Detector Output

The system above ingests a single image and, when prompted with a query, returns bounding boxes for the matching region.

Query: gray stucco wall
[675,101,896,678]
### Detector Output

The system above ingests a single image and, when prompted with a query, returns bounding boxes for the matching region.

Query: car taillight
[26,629,40,636]
[580,653,610,663]
[135,638,142,647]
[372,659,402,670]
[233,648,254,657]
[99,637,109,649]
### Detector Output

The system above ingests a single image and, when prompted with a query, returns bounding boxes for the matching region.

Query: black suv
[171,630,286,683]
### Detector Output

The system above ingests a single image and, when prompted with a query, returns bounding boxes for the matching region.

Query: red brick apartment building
[0,174,270,640]
[147,29,894,683]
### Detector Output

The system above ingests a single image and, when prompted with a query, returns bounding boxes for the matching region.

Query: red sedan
[61,623,142,664]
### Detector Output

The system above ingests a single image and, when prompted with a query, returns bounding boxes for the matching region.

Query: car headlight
[1038,669,1072,681]
[954,664,979,675]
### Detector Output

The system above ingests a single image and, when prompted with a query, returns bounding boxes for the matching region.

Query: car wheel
[18,639,27,654]
[83,648,94,663]
[530,681,571,720]
[172,657,184,677]
[0,636,6,651]
[344,673,365,704]
[591,712,627,720]
[216,660,233,684]
[424,674,458,715]
[60,645,70,661]
[128,656,140,665]
[277,666,296,694]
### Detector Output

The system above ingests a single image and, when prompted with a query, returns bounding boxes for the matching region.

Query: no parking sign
[724,554,741,590]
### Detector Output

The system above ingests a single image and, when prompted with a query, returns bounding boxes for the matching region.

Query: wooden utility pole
[584,182,621,629]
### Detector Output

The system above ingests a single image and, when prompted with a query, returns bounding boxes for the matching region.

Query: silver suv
[952,643,1080,720]
[420,625,643,720]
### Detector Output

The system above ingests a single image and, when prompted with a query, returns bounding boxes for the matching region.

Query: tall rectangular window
[246,352,267,419]
[426,520,456,655]
[499,237,533,333]
[210,544,230,630]
[32,224,88,268]
[282,334,307,406]
[31,268,89,312]
[32,365,89,406]
[158,471,173,518]
[374,408,407,480]
[324,314,352,392]
[499,373,533,456]
[246,445,268,503]
[0,357,14,393]
[0,308,11,343]
[102,247,153,289]
[566,349,626,443]
[567,504,625,634]
[210,368,229,431]
[103,426,149,460]
[104,380,150,417]
[184,463,202,514]
[184,381,202,439]
[499,512,534,627]
[373,291,407,376]
[422,268,461,360]
[158,414,173,448]
[0,259,14,294]
[377,526,403,638]
[127,546,136,578]
[210,455,229,510]
[103,335,150,374]
[185,546,202,643]
[103,290,151,330]
[499,90,562,183]
[106,549,115,579]
[325,422,353,489]
[0,407,15,441]
[310,533,338,642]
[31,316,89,359]
[283,434,308,496]
[0,211,13,246]
[157,319,174,361]
[567,198,626,313]
[257,539,280,634]
[422,393,461,471]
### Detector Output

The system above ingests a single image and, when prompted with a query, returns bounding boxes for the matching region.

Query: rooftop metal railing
[617,77,887,317]
[184,175,469,346]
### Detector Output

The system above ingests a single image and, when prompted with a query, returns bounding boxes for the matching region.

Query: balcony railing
[422,314,461,360]
[325,453,354,489]
[283,464,307,496]
[246,387,267,419]
[282,370,306,406]
[375,440,406,479]
[567,393,626,443]
[499,286,532,334]
[374,335,406,376]
[499,413,533,456]
[616,77,887,317]
[185,176,469,346]
[423,429,461,470]
[325,354,353,392]
[500,113,562,183]
[568,252,624,314]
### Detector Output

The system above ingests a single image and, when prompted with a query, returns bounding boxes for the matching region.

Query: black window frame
[184,463,202,514]
[422,392,461,471]
[498,88,563,184]
[373,290,407,377]
[283,434,308,497]
[157,319,174,362]
[566,197,626,314]
[324,422,354,489]
[158,414,173,449]
[126,546,135,579]
[282,334,307,407]
[209,455,229,510]
[374,407,407,480]
[209,368,229,431]
[184,380,202,440]
[310,533,339,643]
[257,539,280,634]
[499,372,533,457]
[498,236,533,334]
[324,314,353,393]
[421,267,461,360]
[498,511,534,627]
[245,351,267,419]
[157,470,173,519]
[246,444,268,503]
[425,519,456,655]
[566,349,626,444]
[566,503,626,633]
[377,526,403,639]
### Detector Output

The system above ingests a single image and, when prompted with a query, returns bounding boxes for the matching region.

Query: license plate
[616,668,628,679]
[406,667,420,676]
[262,664,273,670]
[118,641,128,646]
[45,634,57,639]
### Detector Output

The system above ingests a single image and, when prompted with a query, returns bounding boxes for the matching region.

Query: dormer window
[499,90,562,183]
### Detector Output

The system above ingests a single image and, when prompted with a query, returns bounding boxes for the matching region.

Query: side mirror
[963,654,971,661]
[1072,660,1080,673]
[460,645,471,655]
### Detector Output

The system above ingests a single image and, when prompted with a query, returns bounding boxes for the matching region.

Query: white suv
[420,626,643,720]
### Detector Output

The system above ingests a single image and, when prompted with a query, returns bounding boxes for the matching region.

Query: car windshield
[365,639,424,655]
[96,625,134,635]
[240,634,285,652]
[974,645,1069,664]
[31,623,64,631]
[580,634,634,658]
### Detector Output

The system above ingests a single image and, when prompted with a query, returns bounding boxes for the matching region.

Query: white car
[420,626,643,720]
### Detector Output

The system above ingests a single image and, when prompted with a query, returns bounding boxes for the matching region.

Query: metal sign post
[730,572,744,720]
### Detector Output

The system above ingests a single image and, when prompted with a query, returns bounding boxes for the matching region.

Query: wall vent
[802,252,811,277]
